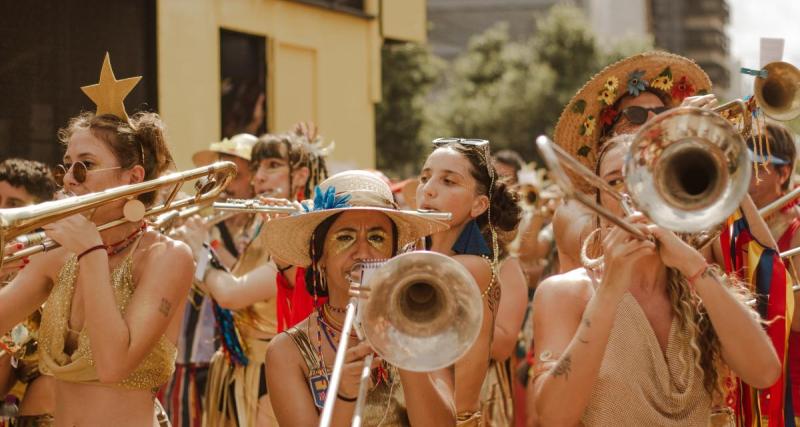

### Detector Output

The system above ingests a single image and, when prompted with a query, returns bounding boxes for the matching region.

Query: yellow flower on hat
[650,67,674,91]
[598,88,616,106]
[580,115,596,137]
[604,76,619,92]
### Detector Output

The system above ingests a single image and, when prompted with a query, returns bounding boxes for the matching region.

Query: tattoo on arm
[159,298,172,317]
[551,354,572,380]
[582,317,591,328]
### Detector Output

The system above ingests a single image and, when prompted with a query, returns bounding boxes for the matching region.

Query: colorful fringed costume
[720,211,795,426]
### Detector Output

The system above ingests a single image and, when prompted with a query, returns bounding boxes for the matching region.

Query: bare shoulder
[136,232,194,291]
[266,320,308,374]
[533,268,593,310]
[452,254,492,289]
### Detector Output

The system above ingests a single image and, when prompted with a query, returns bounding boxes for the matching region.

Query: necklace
[105,222,146,256]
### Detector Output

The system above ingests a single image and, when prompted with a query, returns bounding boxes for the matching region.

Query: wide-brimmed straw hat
[192,133,259,166]
[554,51,712,180]
[261,170,449,266]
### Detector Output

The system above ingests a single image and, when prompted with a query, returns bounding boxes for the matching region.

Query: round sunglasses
[53,161,121,186]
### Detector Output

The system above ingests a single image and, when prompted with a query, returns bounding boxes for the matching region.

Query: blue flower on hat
[626,70,648,96]
[304,186,351,212]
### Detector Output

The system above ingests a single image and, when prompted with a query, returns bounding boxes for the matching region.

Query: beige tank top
[581,293,712,426]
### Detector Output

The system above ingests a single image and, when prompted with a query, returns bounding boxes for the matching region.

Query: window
[0,1,157,165]
[220,29,267,139]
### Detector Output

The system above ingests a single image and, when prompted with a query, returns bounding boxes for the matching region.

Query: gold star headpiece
[81,52,141,122]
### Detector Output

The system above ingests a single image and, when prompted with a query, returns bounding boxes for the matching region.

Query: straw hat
[554,51,712,178]
[192,133,259,166]
[261,170,449,266]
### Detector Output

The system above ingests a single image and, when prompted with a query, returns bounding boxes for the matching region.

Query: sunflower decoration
[650,67,674,91]
[580,115,596,137]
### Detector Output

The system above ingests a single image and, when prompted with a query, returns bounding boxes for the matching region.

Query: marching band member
[174,128,328,427]
[530,133,780,426]
[159,133,257,427]
[417,138,522,425]
[264,170,454,426]
[0,159,57,426]
[191,133,258,267]
[0,54,193,426]
[740,121,800,424]
[550,51,717,273]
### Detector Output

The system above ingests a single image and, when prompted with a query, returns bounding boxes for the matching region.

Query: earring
[580,227,604,271]
[123,197,146,222]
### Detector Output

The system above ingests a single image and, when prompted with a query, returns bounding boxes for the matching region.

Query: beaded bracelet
[77,245,107,261]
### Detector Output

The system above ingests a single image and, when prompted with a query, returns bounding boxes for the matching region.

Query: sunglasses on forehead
[432,137,490,148]
[52,161,121,187]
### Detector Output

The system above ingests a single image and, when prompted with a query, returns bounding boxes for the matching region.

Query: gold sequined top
[581,293,712,426]
[231,224,277,337]
[38,252,177,393]
[284,324,409,426]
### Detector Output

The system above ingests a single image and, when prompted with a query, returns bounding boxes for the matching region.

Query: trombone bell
[358,251,483,372]
[755,61,800,121]
[625,107,750,233]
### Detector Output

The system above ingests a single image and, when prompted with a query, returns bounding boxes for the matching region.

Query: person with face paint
[263,170,456,426]
[0,55,194,426]
[172,127,329,427]
[0,159,57,426]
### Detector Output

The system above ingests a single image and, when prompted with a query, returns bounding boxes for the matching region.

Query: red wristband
[77,245,107,261]
[686,263,709,286]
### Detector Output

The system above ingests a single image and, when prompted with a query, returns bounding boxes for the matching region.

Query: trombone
[1,161,237,267]
[536,105,751,248]
[319,251,482,427]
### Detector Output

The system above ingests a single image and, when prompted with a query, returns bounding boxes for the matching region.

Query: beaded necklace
[105,222,146,256]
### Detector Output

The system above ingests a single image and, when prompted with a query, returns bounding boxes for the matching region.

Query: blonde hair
[591,133,758,398]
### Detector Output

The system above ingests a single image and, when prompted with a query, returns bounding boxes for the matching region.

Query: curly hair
[0,158,57,202]
[250,128,329,200]
[591,133,757,398]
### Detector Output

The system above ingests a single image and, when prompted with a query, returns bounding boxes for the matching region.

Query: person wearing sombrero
[264,170,458,426]
[550,51,715,275]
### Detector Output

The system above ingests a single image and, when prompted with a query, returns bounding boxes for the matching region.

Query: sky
[728,0,800,96]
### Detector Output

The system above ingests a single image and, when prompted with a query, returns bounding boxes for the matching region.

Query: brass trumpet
[319,251,482,427]
[0,161,237,267]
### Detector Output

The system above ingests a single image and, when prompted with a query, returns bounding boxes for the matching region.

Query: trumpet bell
[755,61,800,121]
[359,251,483,372]
[625,107,750,233]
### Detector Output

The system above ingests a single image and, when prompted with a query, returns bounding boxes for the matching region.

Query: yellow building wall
[158,0,385,172]
[381,0,427,43]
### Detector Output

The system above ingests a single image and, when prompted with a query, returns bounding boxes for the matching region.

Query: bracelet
[686,263,710,286]
[77,245,107,261]
[337,392,358,402]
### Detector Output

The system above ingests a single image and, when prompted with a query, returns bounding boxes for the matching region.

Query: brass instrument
[212,198,301,214]
[536,105,751,244]
[0,161,237,267]
[754,61,800,121]
[319,251,483,427]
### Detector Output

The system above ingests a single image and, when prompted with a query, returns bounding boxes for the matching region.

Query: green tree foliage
[374,4,654,174]
[375,42,443,177]
[431,4,653,160]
